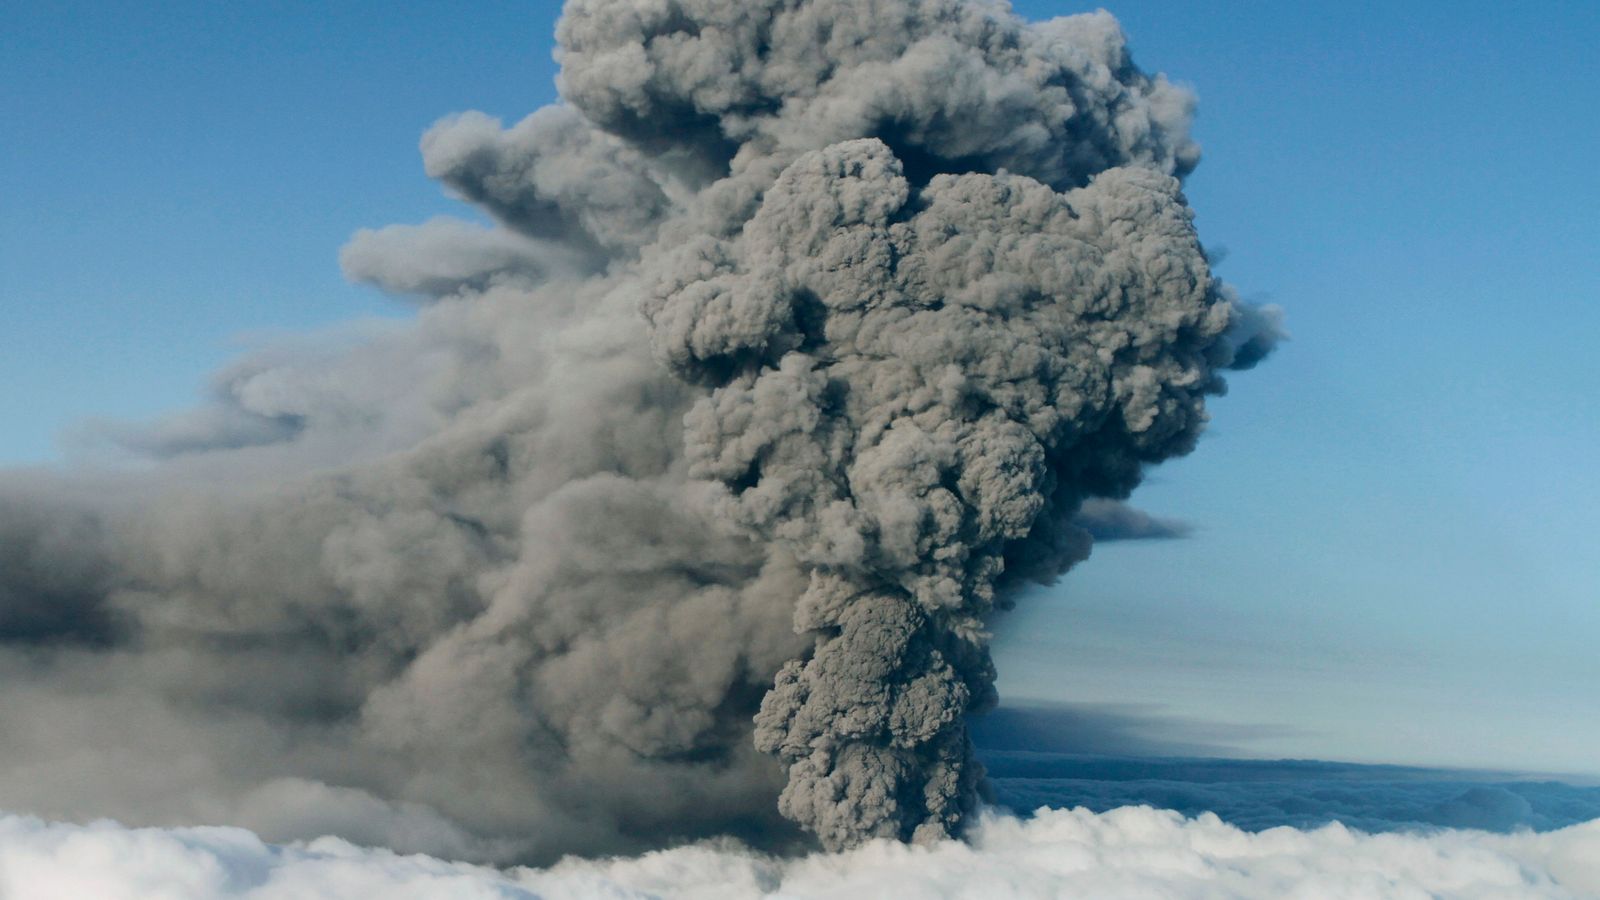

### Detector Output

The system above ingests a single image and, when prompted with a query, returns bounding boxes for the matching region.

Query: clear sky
[3,1,1597,774]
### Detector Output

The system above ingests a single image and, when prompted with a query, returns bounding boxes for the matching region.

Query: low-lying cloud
[3,805,1596,900]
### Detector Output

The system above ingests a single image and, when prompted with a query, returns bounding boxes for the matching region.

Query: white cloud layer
[3,805,1597,900]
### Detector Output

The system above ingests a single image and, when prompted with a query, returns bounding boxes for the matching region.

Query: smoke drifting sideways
[0,0,1280,861]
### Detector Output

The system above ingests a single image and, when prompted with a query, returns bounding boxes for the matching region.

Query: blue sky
[4,2,1597,774]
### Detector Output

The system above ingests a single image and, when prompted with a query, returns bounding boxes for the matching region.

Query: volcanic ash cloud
[0,0,1279,859]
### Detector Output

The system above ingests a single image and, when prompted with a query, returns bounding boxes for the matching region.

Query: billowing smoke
[656,141,1239,847]
[0,0,1277,861]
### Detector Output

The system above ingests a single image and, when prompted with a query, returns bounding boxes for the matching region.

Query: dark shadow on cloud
[971,702,1600,834]
[0,489,123,647]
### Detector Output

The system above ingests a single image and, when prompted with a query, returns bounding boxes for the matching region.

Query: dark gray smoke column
[549,0,1277,848]
[653,146,1246,847]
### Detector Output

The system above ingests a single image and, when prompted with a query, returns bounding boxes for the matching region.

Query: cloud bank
[968,705,1600,836]
[982,754,1600,835]
[3,806,1597,900]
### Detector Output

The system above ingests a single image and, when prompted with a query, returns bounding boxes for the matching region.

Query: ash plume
[0,0,1277,861]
